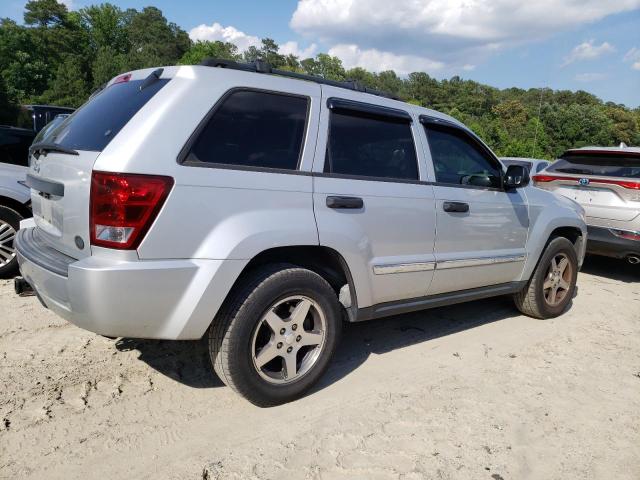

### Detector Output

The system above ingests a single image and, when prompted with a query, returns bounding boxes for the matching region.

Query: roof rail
[199,58,401,100]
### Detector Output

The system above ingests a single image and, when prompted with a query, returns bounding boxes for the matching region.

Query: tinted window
[325,112,418,180]
[43,79,169,152]
[185,90,308,170]
[426,126,502,188]
[547,153,640,178]
[535,161,549,173]
[0,129,35,167]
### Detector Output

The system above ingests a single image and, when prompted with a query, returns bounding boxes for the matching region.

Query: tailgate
[28,150,100,259]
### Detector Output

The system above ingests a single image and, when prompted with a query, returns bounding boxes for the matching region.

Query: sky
[2,0,639,107]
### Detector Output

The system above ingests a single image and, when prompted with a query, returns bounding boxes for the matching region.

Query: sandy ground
[0,256,639,480]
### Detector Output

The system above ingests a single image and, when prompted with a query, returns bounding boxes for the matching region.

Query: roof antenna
[619,142,628,148]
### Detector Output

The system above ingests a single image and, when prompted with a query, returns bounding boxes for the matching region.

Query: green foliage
[179,40,240,65]
[0,2,637,156]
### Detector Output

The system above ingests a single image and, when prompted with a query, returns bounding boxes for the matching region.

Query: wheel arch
[227,245,358,321]
[0,195,31,219]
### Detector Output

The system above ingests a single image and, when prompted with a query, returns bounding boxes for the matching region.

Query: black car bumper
[586,226,640,259]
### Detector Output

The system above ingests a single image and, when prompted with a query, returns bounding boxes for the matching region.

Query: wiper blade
[30,142,79,158]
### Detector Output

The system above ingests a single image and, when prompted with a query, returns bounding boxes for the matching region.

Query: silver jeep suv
[16,60,586,405]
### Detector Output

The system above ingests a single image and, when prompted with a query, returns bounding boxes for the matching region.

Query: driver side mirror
[504,165,530,189]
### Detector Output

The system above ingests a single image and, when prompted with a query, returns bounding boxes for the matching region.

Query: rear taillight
[532,174,640,190]
[90,172,173,250]
[610,229,640,242]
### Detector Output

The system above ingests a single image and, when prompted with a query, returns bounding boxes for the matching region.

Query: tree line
[1,0,638,158]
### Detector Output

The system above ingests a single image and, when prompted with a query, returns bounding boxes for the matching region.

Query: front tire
[514,237,578,319]
[0,205,23,278]
[208,264,342,407]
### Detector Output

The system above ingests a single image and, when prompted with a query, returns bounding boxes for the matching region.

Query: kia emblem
[579,178,590,186]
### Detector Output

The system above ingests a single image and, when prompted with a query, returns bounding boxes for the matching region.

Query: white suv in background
[16,60,586,405]
[533,145,640,264]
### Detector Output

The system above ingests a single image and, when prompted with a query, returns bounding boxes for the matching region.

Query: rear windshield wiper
[30,142,79,158]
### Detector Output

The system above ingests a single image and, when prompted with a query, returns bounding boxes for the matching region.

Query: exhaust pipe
[627,256,640,265]
[14,277,34,296]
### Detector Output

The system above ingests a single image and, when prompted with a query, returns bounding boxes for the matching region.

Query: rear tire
[0,205,23,278]
[208,264,342,407]
[514,237,578,319]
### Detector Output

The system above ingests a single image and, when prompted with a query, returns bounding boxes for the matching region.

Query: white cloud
[189,22,261,51]
[562,40,615,67]
[462,64,476,71]
[280,41,317,59]
[623,47,640,70]
[291,0,640,65]
[574,72,607,82]
[328,44,444,74]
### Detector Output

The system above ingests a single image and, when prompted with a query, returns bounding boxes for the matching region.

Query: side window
[0,131,32,167]
[425,126,502,189]
[325,111,418,181]
[185,90,308,171]
[536,162,549,173]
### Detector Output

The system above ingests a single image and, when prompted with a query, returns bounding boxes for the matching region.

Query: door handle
[326,196,364,209]
[443,201,469,213]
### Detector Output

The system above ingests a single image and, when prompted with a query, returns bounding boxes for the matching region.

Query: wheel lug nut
[287,346,293,353]
[277,342,283,349]
[296,335,301,342]
[292,324,297,331]
[280,328,286,335]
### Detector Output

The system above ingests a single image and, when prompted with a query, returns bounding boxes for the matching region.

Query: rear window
[41,78,169,152]
[0,129,34,167]
[548,152,640,179]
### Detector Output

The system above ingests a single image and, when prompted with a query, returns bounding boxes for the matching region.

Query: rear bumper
[16,227,246,340]
[586,226,640,259]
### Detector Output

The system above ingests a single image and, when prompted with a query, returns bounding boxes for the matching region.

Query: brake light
[532,174,640,190]
[531,174,558,183]
[610,229,640,242]
[112,73,131,85]
[90,172,173,250]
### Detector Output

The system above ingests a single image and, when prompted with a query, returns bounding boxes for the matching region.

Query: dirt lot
[1,256,639,480]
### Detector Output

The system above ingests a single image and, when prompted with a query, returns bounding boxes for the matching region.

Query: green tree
[125,7,191,69]
[179,40,240,65]
[38,54,89,107]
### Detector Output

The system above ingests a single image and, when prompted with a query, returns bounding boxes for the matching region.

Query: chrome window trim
[373,262,436,275]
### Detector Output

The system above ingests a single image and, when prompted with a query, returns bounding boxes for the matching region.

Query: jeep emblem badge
[579,178,590,186]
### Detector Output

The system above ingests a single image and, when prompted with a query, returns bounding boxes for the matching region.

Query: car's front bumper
[15,227,246,339]
[586,225,640,259]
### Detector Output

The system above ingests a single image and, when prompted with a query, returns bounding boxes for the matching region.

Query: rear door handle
[326,196,364,209]
[443,201,469,213]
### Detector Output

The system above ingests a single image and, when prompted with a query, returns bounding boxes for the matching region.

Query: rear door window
[183,90,309,171]
[41,78,169,152]
[547,153,640,178]
[325,111,418,180]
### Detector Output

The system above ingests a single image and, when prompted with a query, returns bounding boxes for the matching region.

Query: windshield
[547,152,640,179]
[41,78,169,152]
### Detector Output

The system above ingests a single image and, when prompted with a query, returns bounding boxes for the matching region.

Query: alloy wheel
[0,221,17,268]
[543,253,572,306]
[251,295,326,384]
